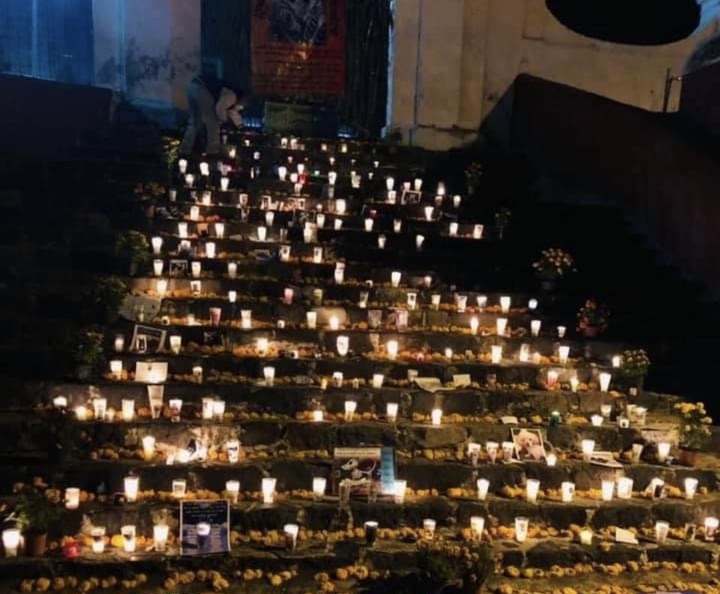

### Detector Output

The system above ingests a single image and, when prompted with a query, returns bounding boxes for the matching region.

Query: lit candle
[579,528,593,545]
[155,279,168,297]
[256,337,269,356]
[191,261,201,278]
[390,271,401,287]
[657,441,671,463]
[92,398,107,421]
[220,176,229,191]
[558,345,570,365]
[581,439,595,461]
[312,477,327,500]
[377,234,386,249]
[684,477,698,500]
[212,399,226,421]
[336,335,350,357]
[334,267,344,284]
[178,158,187,173]
[312,409,324,422]
[168,335,182,355]
[262,477,276,504]
[372,373,384,389]
[500,296,511,314]
[491,345,503,364]
[530,320,541,337]
[65,487,80,509]
[313,247,323,263]
[470,317,479,335]
[189,204,199,220]
[616,477,633,499]
[502,441,514,460]
[334,218,343,230]
[449,222,458,236]
[485,441,498,463]
[205,242,216,258]
[227,262,237,278]
[386,340,398,361]
[265,211,275,227]
[431,408,443,426]
[2,528,20,558]
[453,195,462,208]
[199,161,209,176]
[90,526,105,553]
[570,376,579,393]
[226,439,240,463]
[335,198,346,214]
[557,325,566,338]
[415,234,425,250]
[444,347,453,360]
[386,402,399,423]
[153,524,169,552]
[496,318,508,336]
[75,405,88,421]
[226,480,240,503]
[121,525,136,553]
[424,206,434,221]
[393,219,402,233]
[124,476,139,502]
[472,224,484,239]
[591,414,603,427]
[284,523,299,551]
[393,480,407,504]
[178,222,188,238]
[109,360,123,380]
[151,236,163,255]
[528,298,538,310]
[153,259,164,276]
[241,310,252,329]
[364,218,374,232]
[561,481,575,502]
[599,372,612,393]
[423,519,436,539]
[547,370,559,388]
[601,479,614,501]
[612,355,622,368]
[470,516,485,540]
[526,479,540,503]
[385,177,395,191]
[278,165,287,181]
[142,435,156,461]
[172,479,187,499]
[263,366,275,387]
[53,395,67,409]
[519,344,530,363]
[476,478,490,500]
[257,225,267,242]
[655,521,669,544]
[455,294,467,312]
[705,517,719,541]
[344,400,357,422]
[514,517,529,543]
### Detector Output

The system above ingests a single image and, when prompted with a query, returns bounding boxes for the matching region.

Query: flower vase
[678,448,698,467]
[26,532,47,557]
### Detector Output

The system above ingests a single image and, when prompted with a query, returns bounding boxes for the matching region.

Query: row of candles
[3,514,717,559]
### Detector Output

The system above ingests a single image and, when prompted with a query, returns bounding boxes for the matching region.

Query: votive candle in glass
[124,476,139,503]
[262,477,276,504]
[476,478,490,501]
[65,487,80,509]
[514,517,529,543]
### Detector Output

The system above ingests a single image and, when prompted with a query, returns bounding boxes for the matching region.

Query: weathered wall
[389,0,720,150]
[92,0,201,112]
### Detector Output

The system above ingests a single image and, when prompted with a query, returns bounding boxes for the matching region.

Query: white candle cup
[147,385,164,419]
[257,225,267,242]
[344,400,357,422]
[390,271,401,287]
[444,348,453,360]
[109,359,123,380]
[172,479,187,498]
[486,441,499,464]
[601,404,613,418]
[75,405,88,421]
[312,409,324,422]
[470,516,485,540]
[168,398,182,422]
[283,287,294,305]
[581,439,595,461]
[558,345,570,365]
[431,408,443,426]
[336,335,350,357]
[430,293,442,311]
[455,294,468,313]
[121,399,135,421]
[372,373,384,389]
[557,325,567,338]
[657,441,671,463]
[335,198,347,214]
[453,195,462,208]
[591,414,603,427]
[168,335,182,355]
[178,221,188,239]
[263,366,276,387]
[227,262,237,278]
[191,261,202,278]
[278,165,287,181]
[393,219,402,233]
[579,528,593,545]
[436,182,446,196]
[205,242,216,258]
[519,344,530,363]
[570,376,579,393]
[312,477,327,499]
[491,345,503,364]
[448,222,459,237]
[423,519,436,539]
[496,318,508,336]
[155,278,168,297]
[502,441,515,461]
[530,319,541,337]
[612,355,622,368]
[655,521,670,544]
[178,158,187,174]
[377,234,386,249]
[220,176,229,191]
[304,311,318,330]
[415,234,425,250]
[265,211,275,227]
[256,337,269,356]
[2,528,20,558]
[241,310,252,329]
[393,479,407,504]
[91,398,107,421]
[386,402,399,423]
[601,479,614,502]
[225,480,240,503]
[193,365,204,382]
[515,517,529,543]
[684,477,699,500]
[546,453,557,467]
[124,476,139,502]
[153,259,164,276]
[328,171,337,185]
[262,477,276,504]
[284,523,299,551]
[226,439,240,463]
[705,517,719,541]
[212,399,226,421]
[476,478,490,500]
[469,317,479,335]
[121,525,136,553]
[561,481,575,503]
[189,204,199,220]
[334,267,344,284]
[472,224,484,239]
[332,371,344,388]
[53,395,68,409]
[364,218,374,232]
[424,206,434,221]
[153,524,169,552]
[90,526,106,554]
[385,176,395,191]
[599,372,612,393]
[526,479,540,503]
[65,487,80,509]
[334,218,343,230]
[616,477,634,499]
[151,236,163,255]
[386,340,398,361]
[312,246,323,263]
[199,161,209,176]
[499,296,511,314]
[142,435,156,461]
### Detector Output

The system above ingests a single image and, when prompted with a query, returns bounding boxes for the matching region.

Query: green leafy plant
[674,401,713,450]
[532,248,576,281]
[464,162,484,189]
[162,135,181,169]
[115,230,150,275]
[74,329,105,372]
[576,299,610,335]
[416,541,493,594]
[85,276,129,323]
[15,491,62,535]
[620,349,651,376]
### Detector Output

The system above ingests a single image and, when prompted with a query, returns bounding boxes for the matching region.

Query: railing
[510,74,720,299]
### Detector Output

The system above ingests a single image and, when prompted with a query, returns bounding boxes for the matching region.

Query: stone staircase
[0,133,719,594]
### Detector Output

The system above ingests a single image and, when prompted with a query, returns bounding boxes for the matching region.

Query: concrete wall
[389,0,720,150]
[92,0,201,114]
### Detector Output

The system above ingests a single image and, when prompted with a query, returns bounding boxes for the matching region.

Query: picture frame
[510,427,547,461]
[401,190,422,205]
[179,500,230,556]
[169,259,189,277]
[130,324,167,354]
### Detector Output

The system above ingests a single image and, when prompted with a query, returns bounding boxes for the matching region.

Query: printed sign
[179,500,230,556]
[333,446,383,500]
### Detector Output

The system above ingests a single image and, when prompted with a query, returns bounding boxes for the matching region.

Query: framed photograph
[333,447,384,500]
[510,427,547,461]
[179,500,230,556]
[130,324,167,354]
[401,190,422,205]
[169,259,189,277]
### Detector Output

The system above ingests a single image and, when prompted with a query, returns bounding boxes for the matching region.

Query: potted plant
[416,540,493,594]
[84,276,129,324]
[618,349,651,390]
[673,401,713,466]
[115,230,150,276]
[73,329,105,380]
[532,248,576,291]
[15,492,62,556]
[576,299,609,338]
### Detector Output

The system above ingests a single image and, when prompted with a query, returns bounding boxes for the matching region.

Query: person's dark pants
[180,80,220,155]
